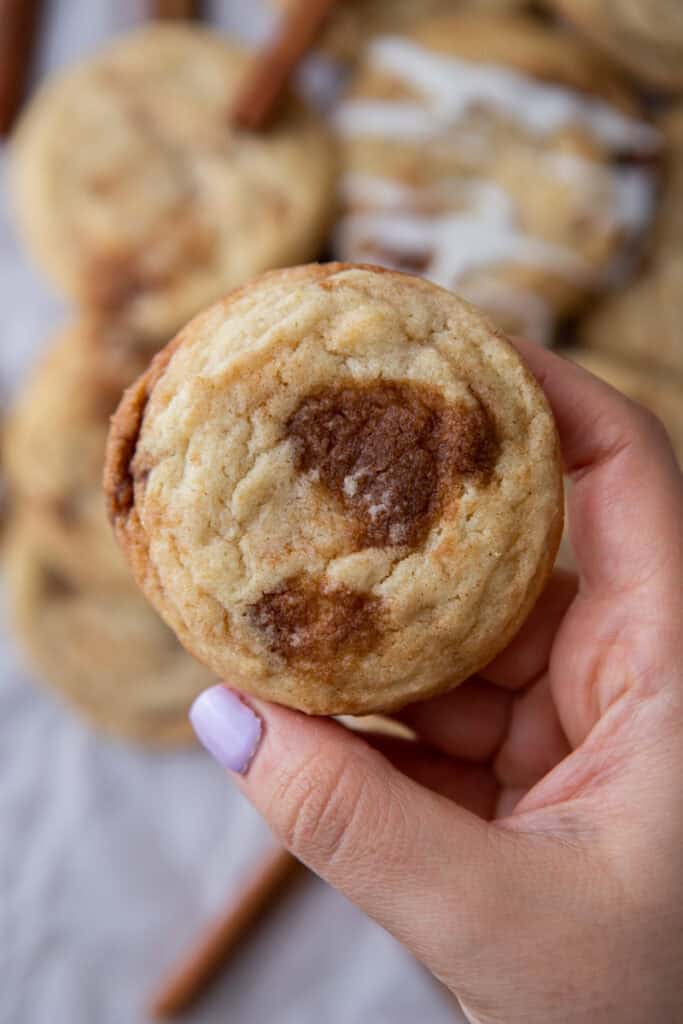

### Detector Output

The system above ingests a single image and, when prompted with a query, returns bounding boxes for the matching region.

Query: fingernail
[189,686,262,774]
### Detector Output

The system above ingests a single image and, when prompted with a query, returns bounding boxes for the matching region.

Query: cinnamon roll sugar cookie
[549,0,683,93]
[4,322,151,588]
[332,13,659,345]
[270,0,527,63]
[5,521,208,747]
[104,264,563,716]
[4,323,214,745]
[10,24,336,342]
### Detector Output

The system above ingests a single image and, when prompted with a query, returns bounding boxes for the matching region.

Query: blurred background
[0,1,680,1022]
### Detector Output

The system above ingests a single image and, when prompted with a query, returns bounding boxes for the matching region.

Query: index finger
[510,338,683,599]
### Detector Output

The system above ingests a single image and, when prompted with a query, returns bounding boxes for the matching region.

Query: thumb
[189,684,524,977]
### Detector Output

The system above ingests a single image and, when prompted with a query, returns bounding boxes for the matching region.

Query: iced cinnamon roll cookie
[333,12,659,345]
[11,24,336,342]
[4,321,153,588]
[270,0,527,64]
[5,520,211,746]
[549,0,683,93]
[104,263,563,716]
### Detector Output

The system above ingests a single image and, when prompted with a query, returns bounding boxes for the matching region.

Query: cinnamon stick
[0,0,42,136]
[148,846,302,1019]
[230,0,337,132]
[151,0,200,17]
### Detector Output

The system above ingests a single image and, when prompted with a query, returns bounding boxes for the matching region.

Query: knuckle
[272,749,368,866]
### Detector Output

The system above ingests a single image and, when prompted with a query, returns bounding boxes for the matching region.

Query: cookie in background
[270,0,530,63]
[547,0,683,93]
[579,107,683,377]
[3,322,152,588]
[5,521,208,747]
[3,322,214,745]
[331,12,660,347]
[10,23,337,344]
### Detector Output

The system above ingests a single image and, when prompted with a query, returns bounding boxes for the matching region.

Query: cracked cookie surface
[11,24,336,342]
[105,263,563,715]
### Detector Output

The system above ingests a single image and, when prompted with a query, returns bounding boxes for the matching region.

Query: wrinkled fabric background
[0,2,462,1021]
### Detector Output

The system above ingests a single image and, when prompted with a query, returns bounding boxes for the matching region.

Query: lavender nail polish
[189,686,262,773]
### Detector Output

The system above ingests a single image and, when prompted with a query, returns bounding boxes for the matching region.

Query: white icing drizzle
[338,177,591,288]
[341,172,487,212]
[545,152,656,234]
[334,37,660,339]
[610,166,657,234]
[334,37,660,152]
[341,172,437,209]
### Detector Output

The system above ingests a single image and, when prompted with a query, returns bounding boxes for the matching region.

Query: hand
[189,341,683,1024]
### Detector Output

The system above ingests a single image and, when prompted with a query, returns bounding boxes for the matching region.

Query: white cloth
[0,3,463,1021]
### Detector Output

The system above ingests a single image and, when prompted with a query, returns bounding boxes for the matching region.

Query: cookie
[652,107,683,253]
[270,0,527,63]
[332,12,659,345]
[10,24,336,343]
[566,349,683,463]
[104,263,563,716]
[579,255,683,377]
[548,0,683,93]
[3,321,152,588]
[270,0,532,65]
[579,108,683,377]
[5,519,211,746]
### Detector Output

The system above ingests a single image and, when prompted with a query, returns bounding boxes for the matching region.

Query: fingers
[493,675,571,792]
[510,338,683,597]
[392,674,570,813]
[481,568,577,690]
[190,685,518,972]
[363,734,498,819]
[396,678,512,761]
[392,571,575,767]
[495,786,528,819]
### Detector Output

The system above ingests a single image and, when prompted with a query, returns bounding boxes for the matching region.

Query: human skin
[190,339,683,1023]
